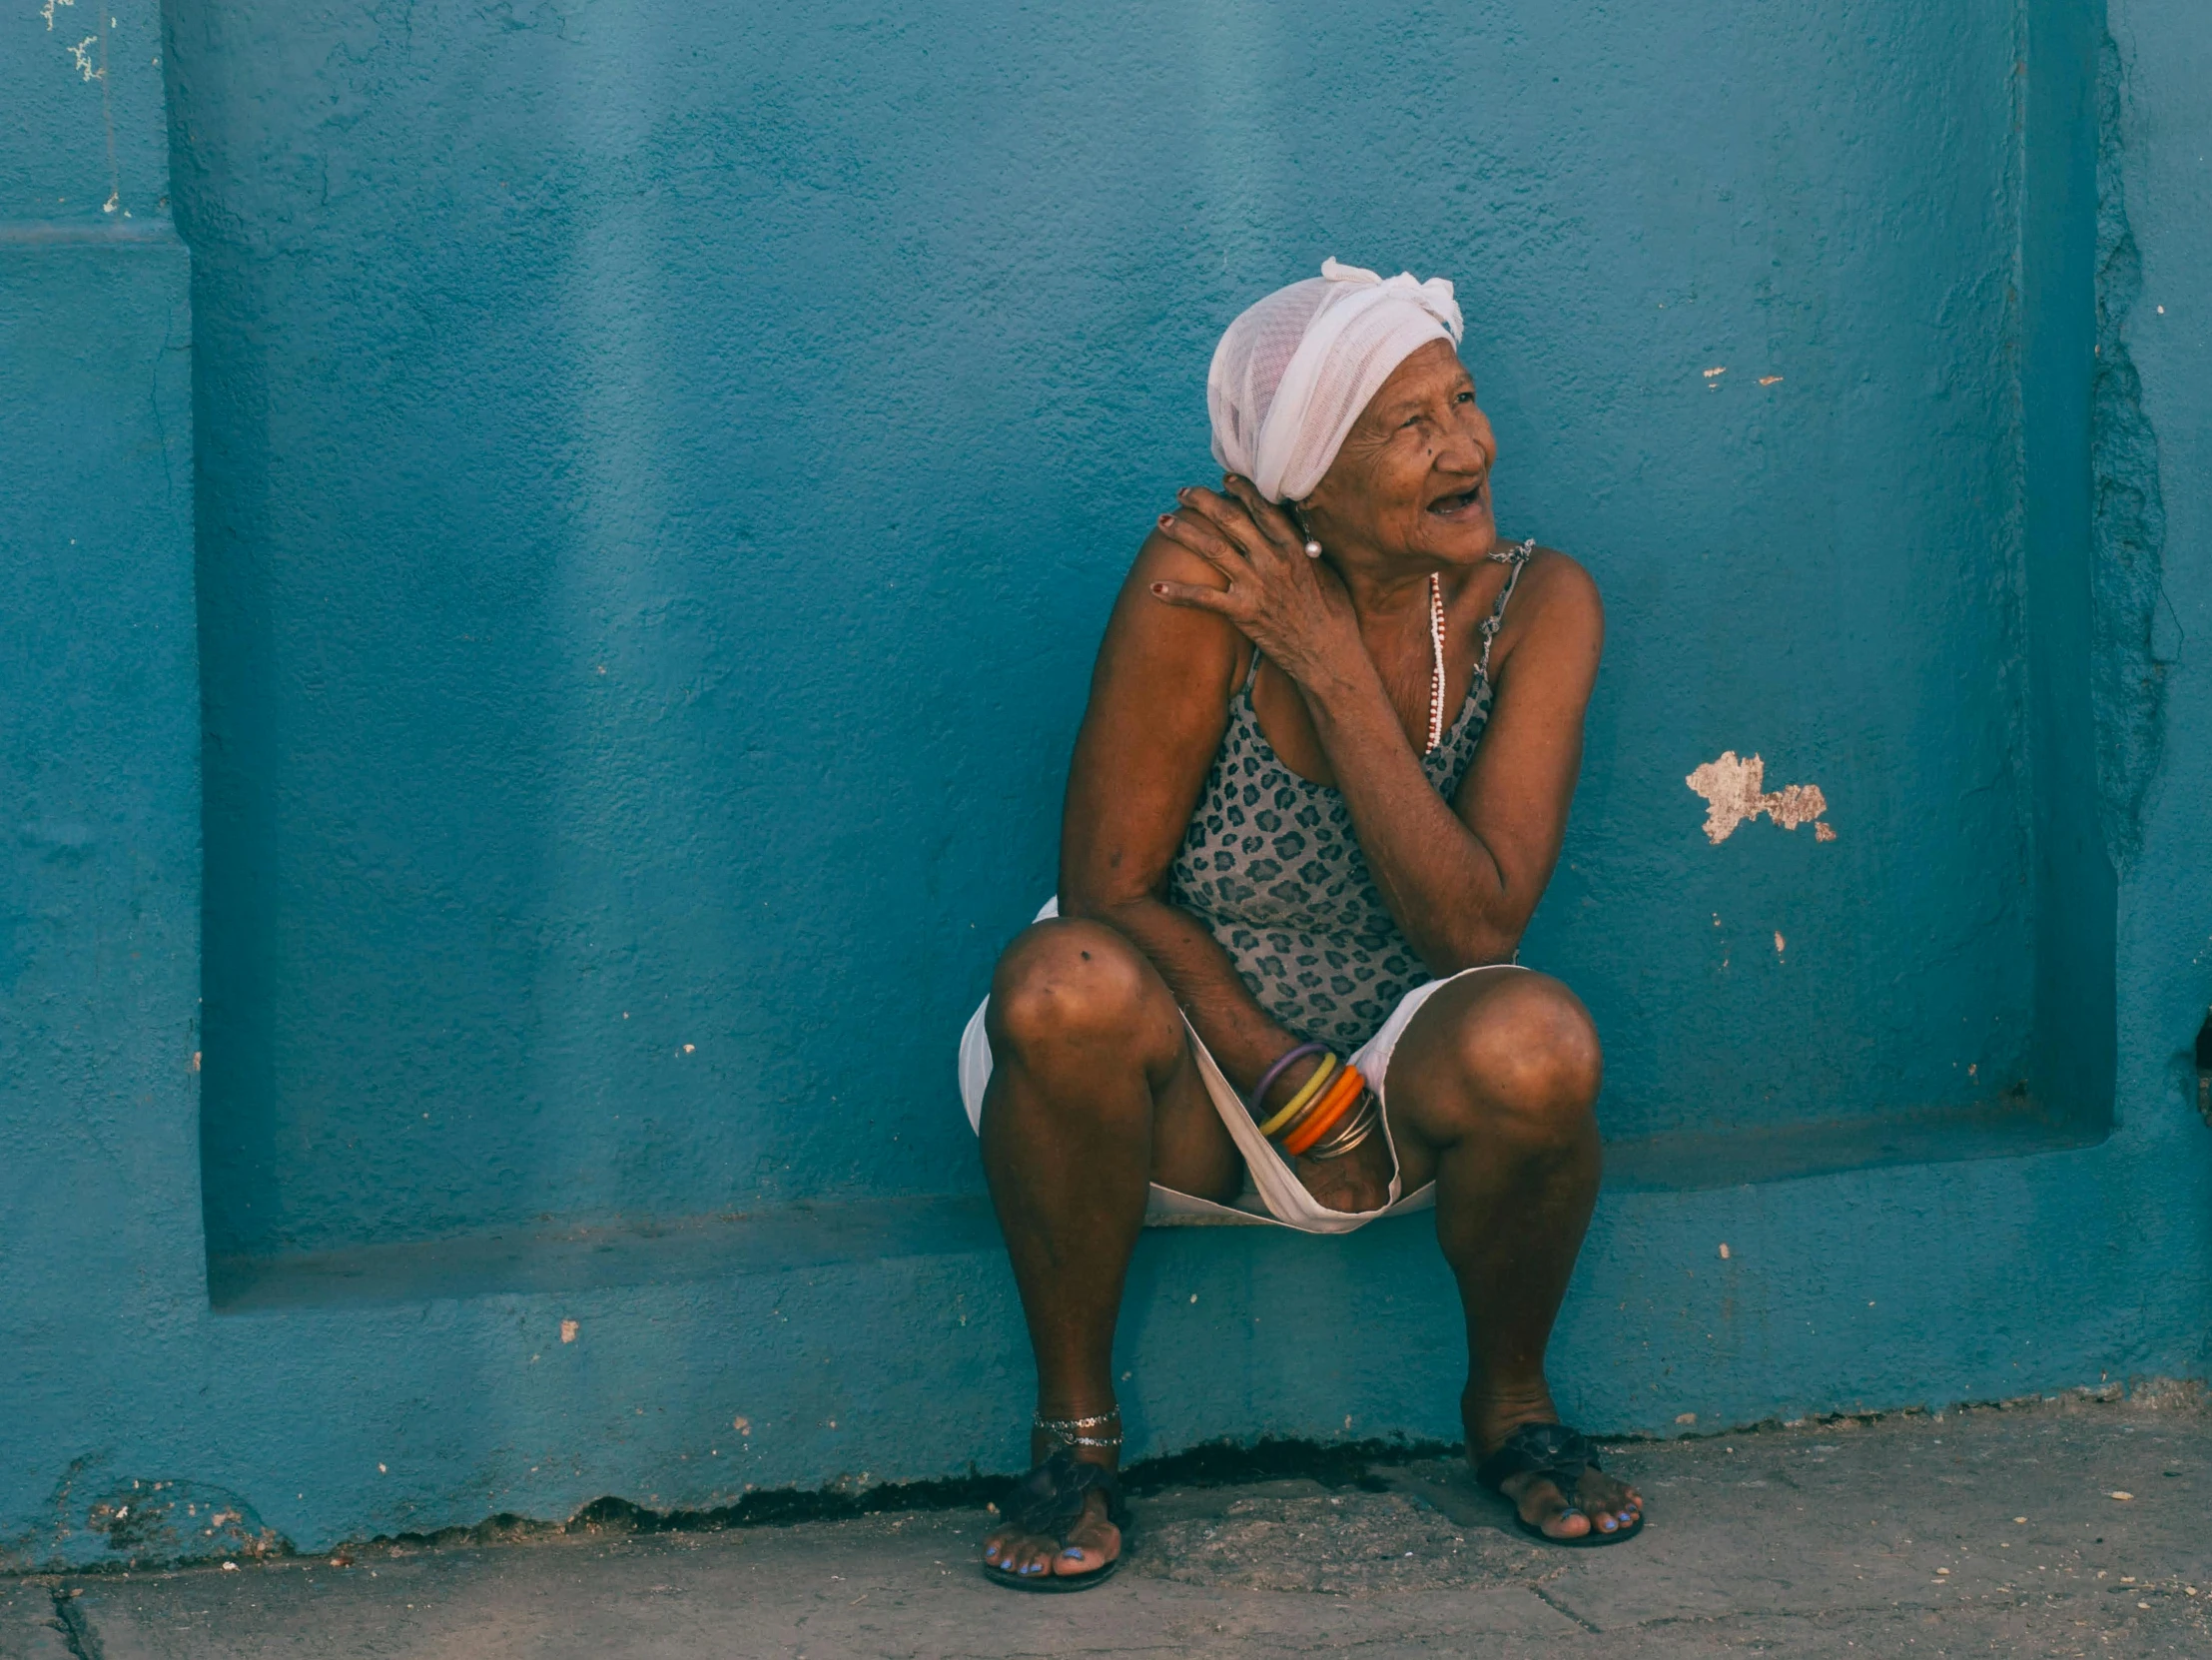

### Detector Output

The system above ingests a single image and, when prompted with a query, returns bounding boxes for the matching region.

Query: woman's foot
[1466,1387,1642,1540]
[982,1479,1123,1580]
[982,1422,1126,1584]
[1490,1446,1642,1539]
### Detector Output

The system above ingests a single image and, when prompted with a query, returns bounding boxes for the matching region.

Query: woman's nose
[1435,423,1489,476]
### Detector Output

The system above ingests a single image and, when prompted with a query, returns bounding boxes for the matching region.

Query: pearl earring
[1303,537,1323,558]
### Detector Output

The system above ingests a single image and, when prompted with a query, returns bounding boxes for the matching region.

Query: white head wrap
[1207,258,1465,503]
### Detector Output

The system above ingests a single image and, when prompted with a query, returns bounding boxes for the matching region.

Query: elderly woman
[956,260,1638,1590]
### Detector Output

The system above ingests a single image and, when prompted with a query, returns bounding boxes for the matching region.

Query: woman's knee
[1438,972,1602,1144]
[987,919,1173,1067]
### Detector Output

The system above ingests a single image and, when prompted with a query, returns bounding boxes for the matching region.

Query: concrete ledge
[208,1099,2107,1312]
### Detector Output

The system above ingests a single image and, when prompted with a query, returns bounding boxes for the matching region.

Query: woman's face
[1299,338,1499,567]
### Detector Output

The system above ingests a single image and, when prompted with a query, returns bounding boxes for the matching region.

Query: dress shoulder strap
[1475,538,1536,680]
[1236,642,1263,699]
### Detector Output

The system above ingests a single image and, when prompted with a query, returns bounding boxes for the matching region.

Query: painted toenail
[1063,1547,1086,1559]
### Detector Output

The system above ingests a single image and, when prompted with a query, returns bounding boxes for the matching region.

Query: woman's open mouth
[1426,480,1488,519]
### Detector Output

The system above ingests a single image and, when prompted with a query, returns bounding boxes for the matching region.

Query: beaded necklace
[1424,572,1447,754]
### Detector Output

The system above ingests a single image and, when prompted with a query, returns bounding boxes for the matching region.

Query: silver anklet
[1035,1408,1122,1449]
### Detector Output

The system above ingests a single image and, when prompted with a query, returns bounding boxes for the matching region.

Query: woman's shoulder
[1097,528,1250,699]
[1128,525,1231,596]
[1511,542,1602,622]
[1492,542,1603,669]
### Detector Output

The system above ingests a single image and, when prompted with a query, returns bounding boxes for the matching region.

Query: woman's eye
[1455,390,1476,405]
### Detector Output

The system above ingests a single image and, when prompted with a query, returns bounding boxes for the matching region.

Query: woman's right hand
[1148,477,1367,696]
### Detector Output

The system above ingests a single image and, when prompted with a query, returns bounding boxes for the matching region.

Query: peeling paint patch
[77,1480,286,1567]
[1685,752,1831,844]
[560,1317,579,1342]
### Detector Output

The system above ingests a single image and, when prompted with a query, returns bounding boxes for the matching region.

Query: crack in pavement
[1528,1583,1603,1633]
[49,1588,105,1660]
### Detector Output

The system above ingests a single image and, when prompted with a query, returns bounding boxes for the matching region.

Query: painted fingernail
[1157,513,1174,528]
[1149,582,1168,596]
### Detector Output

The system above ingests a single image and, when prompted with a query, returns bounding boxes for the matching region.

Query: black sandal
[1475,1421,1645,1547]
[981,1447,1131,1592]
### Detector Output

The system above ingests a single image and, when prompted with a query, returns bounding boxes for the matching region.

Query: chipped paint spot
[733,1415,751,1434]
[1718,1243,1731,1259]
[1703,366,1727,378]
[68,33,101,79]
[560,1318,578,1342]
[1760,375,1785,386]
[1814,821,1838,842]
[1685,751,1830,843]
[1774,931,1786,955]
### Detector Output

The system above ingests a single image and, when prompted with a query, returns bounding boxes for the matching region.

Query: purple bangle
[1247,1041,1328,1120]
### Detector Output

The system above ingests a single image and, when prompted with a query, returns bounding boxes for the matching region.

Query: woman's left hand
[1149,476,1363,690]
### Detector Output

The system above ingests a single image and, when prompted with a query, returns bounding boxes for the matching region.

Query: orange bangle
[1269,1056,1352,1145]
[1283,1066,1366,1156]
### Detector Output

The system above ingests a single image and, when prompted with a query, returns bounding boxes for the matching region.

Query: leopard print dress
[1166,541,1533,1052]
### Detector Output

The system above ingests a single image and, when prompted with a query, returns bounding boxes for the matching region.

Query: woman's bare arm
[1302,553,1602,969]
[1152,482,1602,974]
[1058,532,1307,1094]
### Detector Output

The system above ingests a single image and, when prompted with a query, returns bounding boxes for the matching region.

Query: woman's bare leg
[1385,969,1642,1539]
[977,918,1240,1578]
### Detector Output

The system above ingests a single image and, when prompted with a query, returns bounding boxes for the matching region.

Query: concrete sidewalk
[8,1388,2208,1658]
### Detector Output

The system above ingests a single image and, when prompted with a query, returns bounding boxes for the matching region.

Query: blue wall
[183,0,2050,1254]
[3,0,2208,1567]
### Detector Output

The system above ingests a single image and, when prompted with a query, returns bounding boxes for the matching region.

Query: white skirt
[957,900,1526,1235]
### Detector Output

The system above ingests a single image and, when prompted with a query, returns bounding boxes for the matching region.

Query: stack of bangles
[1246,1041,1380,1161]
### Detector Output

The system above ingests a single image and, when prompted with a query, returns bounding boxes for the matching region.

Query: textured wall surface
[174,0,2045,1256]
[1,0,204,1574]
[3,0,2209,1569]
